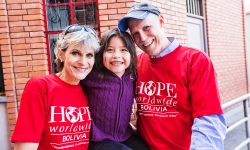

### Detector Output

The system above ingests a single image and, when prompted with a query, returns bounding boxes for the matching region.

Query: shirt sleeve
[190,114,227,150]
[11,78,47,143]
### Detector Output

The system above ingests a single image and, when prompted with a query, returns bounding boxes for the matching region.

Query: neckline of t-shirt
[52,74,81,88]
[149,45,182,64]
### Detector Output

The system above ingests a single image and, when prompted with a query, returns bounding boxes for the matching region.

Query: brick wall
[0,0,47,148]
[0,0,248,148]
[98,0,188,44]
[205,0,247,103]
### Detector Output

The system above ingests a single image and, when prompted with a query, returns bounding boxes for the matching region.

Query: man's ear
[158,14,164,28]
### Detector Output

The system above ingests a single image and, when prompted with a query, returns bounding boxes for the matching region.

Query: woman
[11,25,100,150]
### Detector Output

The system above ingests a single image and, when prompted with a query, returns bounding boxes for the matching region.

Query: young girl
[81,28,149,150]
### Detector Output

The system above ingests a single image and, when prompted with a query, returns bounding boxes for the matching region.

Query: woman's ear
[57,49,65,62]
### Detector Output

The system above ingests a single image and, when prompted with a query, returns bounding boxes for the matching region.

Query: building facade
[0,0,248,149]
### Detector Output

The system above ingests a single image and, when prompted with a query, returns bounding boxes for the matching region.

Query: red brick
[30,43,46,49]
[3,68,13,74]
[11,38,25,44]
[0,4,5,9]
[29,71,48,77]
[9,21,28,27]
[7,9,27,15]
[126,2,136,7]
[26,0,41,2]
[1,45,11,50]
[28,20,44,26]
[99,9,117,15]
[26,37,46,43]
[6,0,25,4]
[5,91,15,96]
[0,33,9,39]
[109,14,125,20]
[21,3,42,9]
[15,83,26,89]
[0,16,8,22]
[28,60,47,66]
[8,118,17,126]
[33,65,48,71]
[14,66,32,72]
[117,8,129,13]
[4,73,14,79]
[100,26,109,33]
[23,14,44,20]
[2,62,12,68]
[13,61,27,67]
[24,25,44,31]
[0,22,8,28]
[0,39,10,45]
[2,56,11,63]
[100,20,117,26]
[1,50,11,56]
[108,3,125,8]
[15,78,29,84]
[98,0,116,4]
[15,73,28,78]
[98,4,107,9]
[27,8,43,15]
[4,79,14,85]
[12,43,30,50]
[0,9,7,15]
[13,55,32,61]
[26,48,46,54]
[10,32,28,38]
[16,89,24,95]
[30,31,44,37]
[5,85,14,91]
[9,27,24,33]
[8,16,23,21]
[32,54,47,60]
[0,27,9,33]
[7,4,22,9]
[7,113,17,119]
[12,50,27,55]
[99,15,108,20]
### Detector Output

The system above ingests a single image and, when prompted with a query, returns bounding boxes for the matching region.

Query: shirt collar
[150,37,179,58]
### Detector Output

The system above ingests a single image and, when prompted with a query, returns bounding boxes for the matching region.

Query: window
[186,0,202,16]
[44,0,99,73]
[186,0,208,52]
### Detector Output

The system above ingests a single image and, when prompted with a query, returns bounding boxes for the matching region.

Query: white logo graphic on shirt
[48,106,91,149]
[135,81,179,118]
[49,106,91,123]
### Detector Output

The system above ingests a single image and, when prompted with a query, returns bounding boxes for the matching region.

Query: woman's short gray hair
[54,25,100,72]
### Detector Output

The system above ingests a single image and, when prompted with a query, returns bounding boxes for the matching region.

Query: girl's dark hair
[95,28,137,78]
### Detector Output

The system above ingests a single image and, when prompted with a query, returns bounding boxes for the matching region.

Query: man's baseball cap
[118,3,160,32]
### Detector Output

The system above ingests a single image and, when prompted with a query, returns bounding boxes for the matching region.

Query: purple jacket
[81,68,135,142]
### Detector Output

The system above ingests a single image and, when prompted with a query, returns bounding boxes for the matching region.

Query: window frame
[43,0,100,73]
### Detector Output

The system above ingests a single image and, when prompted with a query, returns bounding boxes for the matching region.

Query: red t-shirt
[135,45,223,150]
[11,74,91,150]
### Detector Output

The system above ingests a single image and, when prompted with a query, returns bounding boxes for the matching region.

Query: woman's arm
[14,142,39,150]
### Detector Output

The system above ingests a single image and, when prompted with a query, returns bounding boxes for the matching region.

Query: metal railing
[222,93,250,150]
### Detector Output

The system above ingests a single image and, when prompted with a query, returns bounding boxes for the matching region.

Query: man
[118,2,226,150]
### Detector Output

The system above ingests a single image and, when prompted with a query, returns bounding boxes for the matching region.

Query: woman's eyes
[86,53,94,58]
[72,51,80,56]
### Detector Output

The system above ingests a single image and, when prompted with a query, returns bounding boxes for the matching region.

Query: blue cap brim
[118,11,150,32]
